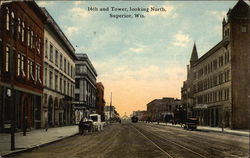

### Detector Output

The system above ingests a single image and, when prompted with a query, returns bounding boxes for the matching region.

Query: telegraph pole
[109,92,112,124]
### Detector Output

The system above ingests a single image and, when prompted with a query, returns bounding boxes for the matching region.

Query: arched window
[10,11,15,35]
[21,22,25,42]
[17,18,21,40]
[6,7,10,30]
[37,38,41,54]
[31,31,34,48]
[27,27,30,47]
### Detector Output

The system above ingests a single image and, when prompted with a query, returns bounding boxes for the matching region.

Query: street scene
[3,122,249,158]
[0,0,249,158]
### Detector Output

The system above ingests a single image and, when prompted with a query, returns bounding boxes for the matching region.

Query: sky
[36,0,239,116]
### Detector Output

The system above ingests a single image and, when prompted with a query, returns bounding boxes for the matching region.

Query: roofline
[192,39,229,66]
[41,7,77,60]
[76,53,98,76]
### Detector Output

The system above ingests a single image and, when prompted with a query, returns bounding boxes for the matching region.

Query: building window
[37,38,41,54]
[50,44,53,62]
[55,50,58,66]
[6,7,10,31]
[49,71,53,89]
[241,26,247,33]
[75,94,80,101]
[55,74,58,91]
[30,61,34,80]
[44,67,47,86]
[45,39,48,58]
[213,59,218,70]
[64,59,66,72]
[17,18,21,40]
[27,60,30,79]
[35,64,41,83]
[75,78,80,88]
[31,31,34,49]
[27,27,30,47]
[5,47,9,72]
[21,22,25,42]
[60,54,62,69]
[21,54,25,77]
[60,78,62,92]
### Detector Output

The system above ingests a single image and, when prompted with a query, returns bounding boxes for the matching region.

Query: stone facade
[41,8,76,128]
[73,54,97,123]
[181,0,249,129]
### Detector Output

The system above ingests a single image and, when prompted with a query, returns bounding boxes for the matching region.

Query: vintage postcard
[0,0,249,158]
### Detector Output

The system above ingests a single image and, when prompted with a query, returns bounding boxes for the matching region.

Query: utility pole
[10,11,16,150]
[109,92,112,124]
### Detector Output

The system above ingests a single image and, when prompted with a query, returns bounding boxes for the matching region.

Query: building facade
[41,8,76,128]
[132,110,147,121]
[0,1,46,132]
[181,0,249,129]
[104,105,115,121]
[96,82,105,121]
[147,97,181,122]
[73,54,97,123]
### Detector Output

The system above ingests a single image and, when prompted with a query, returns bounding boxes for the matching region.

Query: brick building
[147,97,181,122]
[96,82,105,121]
[181,0,249,129]
[0,1,46,132]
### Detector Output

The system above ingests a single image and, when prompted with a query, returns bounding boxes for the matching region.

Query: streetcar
[131,116,139,123]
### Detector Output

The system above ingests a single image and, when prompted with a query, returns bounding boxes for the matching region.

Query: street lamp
[9,11,16,150]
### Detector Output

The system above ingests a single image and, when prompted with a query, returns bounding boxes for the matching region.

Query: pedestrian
[45,122,49,132]
[23,116,28,136]
[79,118,84,135]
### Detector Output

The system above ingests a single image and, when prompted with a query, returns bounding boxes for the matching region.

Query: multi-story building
[132,110,147,121]
[96,82,105,121]
[104,105,115,121]
[147,97,181,122]
[41,8,77,128]
[73,54,97,123]
[0,1,46,132]
[181,0,249,129]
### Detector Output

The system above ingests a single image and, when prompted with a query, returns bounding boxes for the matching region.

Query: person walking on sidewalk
[23,116,28,136]
[78,118,84,135]
[45,122,49,132]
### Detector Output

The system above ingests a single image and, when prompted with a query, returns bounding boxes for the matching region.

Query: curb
[2,133,79,158]
[151,122,249,137]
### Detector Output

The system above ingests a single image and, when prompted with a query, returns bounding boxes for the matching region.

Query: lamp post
[10,12,16,150]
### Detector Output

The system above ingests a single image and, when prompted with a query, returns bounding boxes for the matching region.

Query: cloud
[71,7,90,18]
[146,3,177,18]
[64,26,79,37]
[36,1,54,7]
[172,32,191,47]
[74,1,83,6]
[207,11,226,20]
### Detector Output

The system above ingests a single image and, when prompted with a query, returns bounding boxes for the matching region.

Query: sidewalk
[153,122,249,137]
[0,125,78,157]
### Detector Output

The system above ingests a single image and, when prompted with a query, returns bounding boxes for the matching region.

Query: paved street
[5,122,249,158]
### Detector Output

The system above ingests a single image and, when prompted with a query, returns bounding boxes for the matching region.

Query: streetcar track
[131,123,207,158]
[131,124,174,158]
[146,123,249,154]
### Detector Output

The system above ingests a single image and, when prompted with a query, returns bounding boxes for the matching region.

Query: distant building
[96,82,105,121]
[73,54,97,123]
[0,1,46,132]
[41,8,77,128]
[104,105,115,121]
[132,110,147,121]
[181,0,250,129]
[147,97,181,122]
